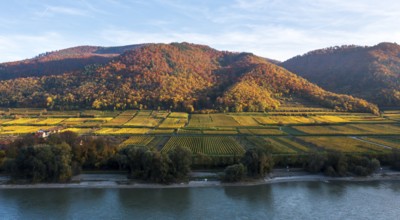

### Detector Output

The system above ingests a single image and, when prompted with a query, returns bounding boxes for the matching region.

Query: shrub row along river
[0,181,399,219]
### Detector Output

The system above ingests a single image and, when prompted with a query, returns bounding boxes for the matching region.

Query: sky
[0,0,399,62]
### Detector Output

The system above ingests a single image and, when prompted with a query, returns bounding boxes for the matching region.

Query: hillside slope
[0,43,378,114]
[0,44,143,80]
[282,42,400,107]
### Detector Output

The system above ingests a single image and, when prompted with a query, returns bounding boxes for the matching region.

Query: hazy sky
[0,0,399,62]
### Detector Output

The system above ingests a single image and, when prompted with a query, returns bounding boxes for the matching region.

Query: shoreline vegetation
[1,168,400,189]
[0,109,399,186]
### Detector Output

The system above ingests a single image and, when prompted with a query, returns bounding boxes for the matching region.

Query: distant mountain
[0,44,144,80]
[0,43,378,113]
[282,42,400,107]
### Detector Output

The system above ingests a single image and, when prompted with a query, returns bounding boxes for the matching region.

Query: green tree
[168,145,192,180]
[242,147,274,178]
[8,143,72,183]
[223,163,246,182]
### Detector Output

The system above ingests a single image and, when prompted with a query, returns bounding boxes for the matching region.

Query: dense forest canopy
[282,42,400,107]
[0,43,379,114]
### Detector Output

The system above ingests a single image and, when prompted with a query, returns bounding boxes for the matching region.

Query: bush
[223,163,246,182]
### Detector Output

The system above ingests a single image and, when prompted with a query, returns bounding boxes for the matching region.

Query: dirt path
[350,136,392,149]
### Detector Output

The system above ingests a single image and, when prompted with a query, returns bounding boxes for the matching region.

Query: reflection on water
[1,181,400,219]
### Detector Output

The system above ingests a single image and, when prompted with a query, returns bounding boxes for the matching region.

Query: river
[1,181,399,219]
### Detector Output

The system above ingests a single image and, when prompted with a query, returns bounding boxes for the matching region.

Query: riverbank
[1,168,400,189]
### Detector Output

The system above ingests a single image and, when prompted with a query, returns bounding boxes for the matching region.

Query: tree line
[1,132,399,183]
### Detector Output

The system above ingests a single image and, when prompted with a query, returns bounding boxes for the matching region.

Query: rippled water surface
[1,181,399,219]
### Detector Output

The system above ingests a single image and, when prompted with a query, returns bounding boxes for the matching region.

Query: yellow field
[0,119,12,125]
[311,116,348,123]
[254,116,316,125]
[253,117,276,124]
[0,126,51,134]
[187,114,240,127]
[62,117,113,126]
[120,136,154,147]
[169,112,189,118]
[61,118,87,125]
[299,137,388,153]
[158,118,188,128]
[62,128,93,134]
[95,128,150,135]
[187,114,213,127]
[232,116,260,126]
[103,116,133,126]
[124,116,161,127]
[3,118,39,125]
[210,115,240,127]
[136,111,153,116]
[177,129,202,134]
[119,110,137,116]
[35,118,66,125]
[153,111,170,118]
[148,129,175,134]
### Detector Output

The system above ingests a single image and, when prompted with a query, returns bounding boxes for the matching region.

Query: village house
[35,127,62,138]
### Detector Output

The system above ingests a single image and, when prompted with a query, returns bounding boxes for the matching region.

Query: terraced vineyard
[0,108,399,156]
[162,136,245,156]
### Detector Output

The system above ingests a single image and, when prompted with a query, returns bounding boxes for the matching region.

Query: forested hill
[0,43,378,114]
[0,44,144,80]
[282,42,400,107]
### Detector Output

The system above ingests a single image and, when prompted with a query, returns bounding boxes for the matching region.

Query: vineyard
[162,136,245,156]
[120,136,154,147]
[0,108,399,156]
[158,118,188,129]
[298,137,389,153]
[292,124,400,135]
[361,137,400,150]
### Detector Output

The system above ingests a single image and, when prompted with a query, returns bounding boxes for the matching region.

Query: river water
[0,181,399,219]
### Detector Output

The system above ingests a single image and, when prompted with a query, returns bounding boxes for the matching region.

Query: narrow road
[350,136,392,150]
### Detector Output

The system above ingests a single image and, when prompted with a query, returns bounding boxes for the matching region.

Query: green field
[162,136,245,156]
[299,137,389,153]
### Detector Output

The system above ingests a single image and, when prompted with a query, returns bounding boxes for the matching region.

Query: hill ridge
[0,42,379,114]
